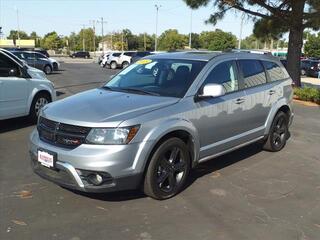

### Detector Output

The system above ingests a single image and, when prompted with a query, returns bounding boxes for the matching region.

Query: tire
[28,93,51,123]
[143,138,191,200]
[110,61,117,70]
[53,62,58,71]
[263,111,289,152]
[43,65,52,75]
[122,61,129,69]
[301,69,306,76]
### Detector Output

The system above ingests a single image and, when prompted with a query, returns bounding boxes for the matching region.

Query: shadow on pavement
[0,116,34,133]
[72,143,263,202]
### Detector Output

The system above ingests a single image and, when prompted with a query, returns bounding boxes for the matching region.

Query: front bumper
[29,129,153,193]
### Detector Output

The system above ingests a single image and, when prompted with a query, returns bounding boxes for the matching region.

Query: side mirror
[8,68,18,77]
[196,83,225,100]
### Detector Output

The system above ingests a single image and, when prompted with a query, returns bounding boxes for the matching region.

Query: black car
[70,51,90,58]
[301,59,320,77]
[131,51,152,63]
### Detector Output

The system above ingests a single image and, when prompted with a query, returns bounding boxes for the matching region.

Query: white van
[0,49,56,122]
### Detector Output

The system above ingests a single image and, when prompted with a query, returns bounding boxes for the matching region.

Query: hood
[27,67,47,80]
[42,88,179,127]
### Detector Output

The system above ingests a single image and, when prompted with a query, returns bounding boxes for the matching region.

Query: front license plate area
[37,149,57,169]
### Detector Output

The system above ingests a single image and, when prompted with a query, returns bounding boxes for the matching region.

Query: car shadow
[74,142,263,202]
[0,116,34,133]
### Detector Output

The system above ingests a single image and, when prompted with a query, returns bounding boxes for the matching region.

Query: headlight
[86,125,140,145]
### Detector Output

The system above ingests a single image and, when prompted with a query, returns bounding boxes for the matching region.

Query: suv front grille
[37,117,91,149]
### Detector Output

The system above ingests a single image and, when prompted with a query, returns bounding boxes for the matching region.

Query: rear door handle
[269,90,276,95]
[235,97,245,104]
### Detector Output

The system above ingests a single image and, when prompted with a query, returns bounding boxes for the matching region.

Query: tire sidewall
[144,138,191,200]
[268,112,289,151]
[111,62,117,69]
[29,93,51,123]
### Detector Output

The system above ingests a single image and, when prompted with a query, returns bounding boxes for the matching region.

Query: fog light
[88,174,103,186]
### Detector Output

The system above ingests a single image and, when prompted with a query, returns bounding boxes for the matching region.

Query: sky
[0,0,254,39]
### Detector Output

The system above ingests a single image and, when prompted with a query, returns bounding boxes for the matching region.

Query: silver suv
[29,52,293,200]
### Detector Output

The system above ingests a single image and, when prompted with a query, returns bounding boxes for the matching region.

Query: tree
[158,29,187,51]
[200,29,237,50]
[30,31,41,47]
[8,30,29,40]
[304,33,320,58]
[41,31,63,50]
[184,0,320,86]
[190,33,202,49]
[79,28,95,51]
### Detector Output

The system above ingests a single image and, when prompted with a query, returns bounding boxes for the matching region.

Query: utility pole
[97,17,107,37]
[121,30,124,51]
[110,33,113,50]
[189,10,193,49]
[82,24,86,51]
[154,4,161,52]
[90,20,96,57]
[144,33,146,51]
[16,7,20,47]
[238,13,245,49]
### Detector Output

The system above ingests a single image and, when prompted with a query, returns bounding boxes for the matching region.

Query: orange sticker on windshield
[136,59,152,65]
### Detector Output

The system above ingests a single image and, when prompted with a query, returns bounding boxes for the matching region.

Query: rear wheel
[122,61,130,69]
[29,93,51,123]
[263,111,289,152]
[143,138,190,200]
[43,65,52,75]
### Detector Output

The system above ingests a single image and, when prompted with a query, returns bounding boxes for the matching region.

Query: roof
[147,51,280,62]
[148,51,222,61]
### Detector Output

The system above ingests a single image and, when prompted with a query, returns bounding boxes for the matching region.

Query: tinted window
[137,52,149,57]
[113,53,121,57]
[239,60,266,88]
[203,61,238,93]
[263,61,286,81]
[124,52,135,57]
[0,53,19,77]
[105,59,206,98]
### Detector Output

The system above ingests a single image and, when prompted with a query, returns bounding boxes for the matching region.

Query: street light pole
[238,13,245,49]
[154,4,161,52]
[16,7,20,47]
[189,10,193,49]
[82,24,85,51]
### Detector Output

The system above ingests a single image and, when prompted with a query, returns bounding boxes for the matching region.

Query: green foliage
[158,29,187,51]
[200,29,237,51]
[8,30,29,40]
[41,31,63,50]
[294,87,320,104]
[304,33,320,57]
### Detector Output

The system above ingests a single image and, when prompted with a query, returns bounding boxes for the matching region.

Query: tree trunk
[287,0,305,87]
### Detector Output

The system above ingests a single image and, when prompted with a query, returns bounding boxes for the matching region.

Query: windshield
[105,59,206,98]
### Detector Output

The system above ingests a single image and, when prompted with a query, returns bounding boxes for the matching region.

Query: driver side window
[0,53,20,78]
[203,61,238,93]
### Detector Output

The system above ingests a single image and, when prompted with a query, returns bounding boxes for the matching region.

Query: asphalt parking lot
[1,62,320,240]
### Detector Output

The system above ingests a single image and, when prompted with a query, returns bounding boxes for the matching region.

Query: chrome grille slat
[38,117,91,149]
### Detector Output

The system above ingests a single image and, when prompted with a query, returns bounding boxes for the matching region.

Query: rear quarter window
[263,61,286,81]
[238,60,267,88]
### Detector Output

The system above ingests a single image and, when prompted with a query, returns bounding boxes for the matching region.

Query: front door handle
[235,97,245,104]
[269,90,276,95]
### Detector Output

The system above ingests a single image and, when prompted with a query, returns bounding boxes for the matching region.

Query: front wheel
[143,138,191,200]
[28,93,51,123]
[110,61,117,70]
[263,111,289,152]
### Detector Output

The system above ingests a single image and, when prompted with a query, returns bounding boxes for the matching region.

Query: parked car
[100,52,118,68]
[301,59,320,77]
[29,52,293,200]
[105,52,122,69]
[11,51,54,74]
[130,51,152,63]
[0,49,55,121]
[20,51,60,71]
[34,49,50,58]
[70,51,90,58]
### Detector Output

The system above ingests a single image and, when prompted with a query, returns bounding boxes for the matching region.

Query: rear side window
[203,60,238,93]
[263,61,286,81]
[124,52,135,57]
[239,60,266,88]
[113,53,121,57]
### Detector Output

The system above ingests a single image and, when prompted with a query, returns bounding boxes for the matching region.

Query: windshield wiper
[118,88,160,96]
[101,86,114,91]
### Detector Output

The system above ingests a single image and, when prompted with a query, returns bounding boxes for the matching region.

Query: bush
[294,87,320,104]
